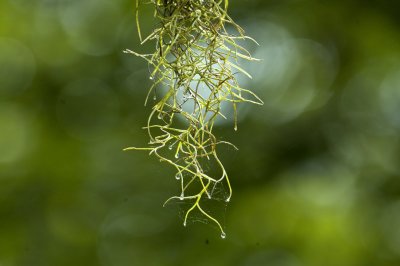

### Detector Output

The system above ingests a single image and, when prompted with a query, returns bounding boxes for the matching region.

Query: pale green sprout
[124,0,263,238]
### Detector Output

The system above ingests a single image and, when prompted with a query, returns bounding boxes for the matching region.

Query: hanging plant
[124,0,262,238]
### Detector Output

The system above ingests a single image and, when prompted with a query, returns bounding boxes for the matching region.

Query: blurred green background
[1,0,400,265]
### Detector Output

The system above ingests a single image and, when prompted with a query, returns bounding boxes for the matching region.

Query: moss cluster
[124,0,262,237]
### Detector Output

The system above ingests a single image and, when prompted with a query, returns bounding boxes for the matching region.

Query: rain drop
[175,173,181,180]
[220,232,226,239]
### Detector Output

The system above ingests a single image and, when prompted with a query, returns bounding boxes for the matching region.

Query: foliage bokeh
[1,0,400,265]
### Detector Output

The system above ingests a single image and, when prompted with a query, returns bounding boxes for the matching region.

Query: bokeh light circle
[58,0,121,56]
[0,103,32,164]
[0,38,36,98]
[379,68,400,129]
[238,20,337,124]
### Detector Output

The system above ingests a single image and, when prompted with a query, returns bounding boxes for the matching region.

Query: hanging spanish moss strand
[124,0,263,237]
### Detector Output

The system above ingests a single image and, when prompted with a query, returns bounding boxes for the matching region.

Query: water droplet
[168,144,174,150]
[225,197,231,202]
[234,125,238,131]
[175,153,179,159]
[183,221,187,227]
[220,232,226,239]
[175,173,181,180]
[149,76,154,80]
[153,95,157,101]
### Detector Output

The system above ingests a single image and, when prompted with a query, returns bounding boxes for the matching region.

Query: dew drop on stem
[220,232,226,239]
